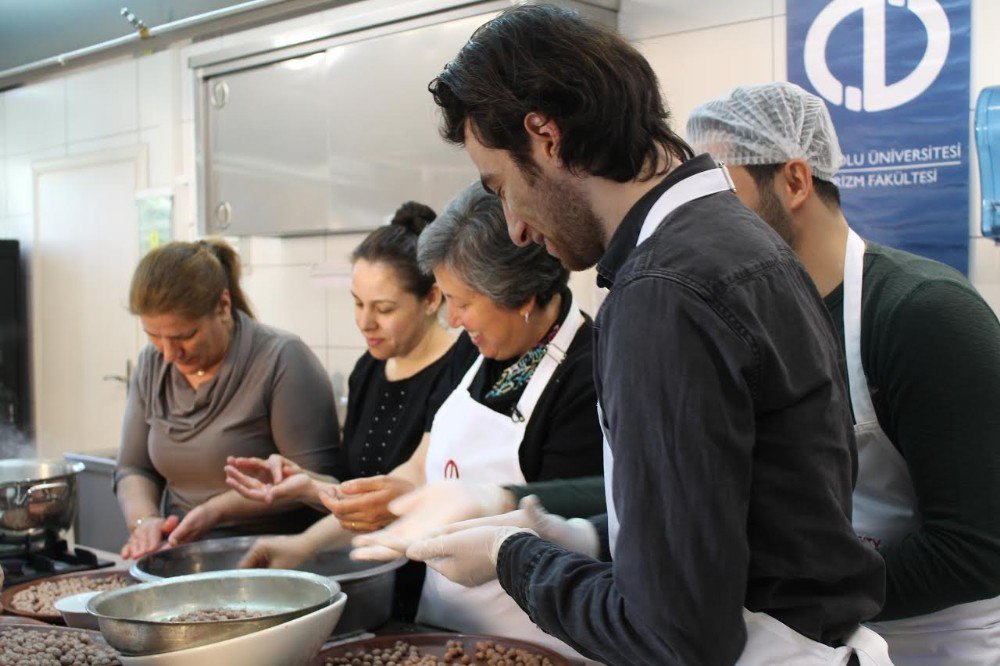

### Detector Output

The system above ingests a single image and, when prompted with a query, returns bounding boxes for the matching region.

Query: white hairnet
[686,82,843,181]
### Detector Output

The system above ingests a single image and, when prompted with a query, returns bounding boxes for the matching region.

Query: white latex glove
[443,495,601,558]
[406,525,536,587]
[349,480,513,561]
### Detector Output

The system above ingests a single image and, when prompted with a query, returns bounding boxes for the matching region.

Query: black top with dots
[336,343,473,480]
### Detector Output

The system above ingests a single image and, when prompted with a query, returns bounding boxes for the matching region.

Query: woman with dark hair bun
[338,201,457,483]
[116,239,339,559]
[224,202,469,566]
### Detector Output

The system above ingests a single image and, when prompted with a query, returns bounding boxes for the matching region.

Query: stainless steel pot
[0,459,85,533]
[130,536,405,634]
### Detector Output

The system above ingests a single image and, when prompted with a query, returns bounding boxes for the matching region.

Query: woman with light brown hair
[115,238,338,559]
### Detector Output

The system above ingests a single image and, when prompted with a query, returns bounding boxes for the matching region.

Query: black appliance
[0,239,28,431]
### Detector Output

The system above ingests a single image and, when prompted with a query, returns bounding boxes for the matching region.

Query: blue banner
[788,0,971,273]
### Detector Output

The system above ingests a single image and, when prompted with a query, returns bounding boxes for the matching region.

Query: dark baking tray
[0,569,133,622]
[313,632,572,665]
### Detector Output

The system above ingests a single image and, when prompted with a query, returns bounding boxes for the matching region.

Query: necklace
[190,318,234,380]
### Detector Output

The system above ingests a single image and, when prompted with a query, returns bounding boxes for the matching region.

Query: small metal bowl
[87,569,340,656]
[130,536,406,633]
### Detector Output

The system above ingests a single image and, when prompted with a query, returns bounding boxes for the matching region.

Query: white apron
[600,166,892,666]
[845,228,1000,664]
[418,295,589,661]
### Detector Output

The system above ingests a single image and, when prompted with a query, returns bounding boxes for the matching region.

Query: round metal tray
[0,569,134,622]
[312,632,572,665]
[129,535,404,582]
[130,536,406,634]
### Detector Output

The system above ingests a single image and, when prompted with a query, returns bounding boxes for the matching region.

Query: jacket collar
[596,154,719,289]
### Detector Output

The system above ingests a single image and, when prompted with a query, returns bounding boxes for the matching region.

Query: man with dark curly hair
[381,5,893,665]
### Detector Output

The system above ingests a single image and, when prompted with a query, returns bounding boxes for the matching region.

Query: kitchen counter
[78,543,127,571]
[64,449,117,466]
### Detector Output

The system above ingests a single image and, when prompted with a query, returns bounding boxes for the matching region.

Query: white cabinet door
[33,147,147,458]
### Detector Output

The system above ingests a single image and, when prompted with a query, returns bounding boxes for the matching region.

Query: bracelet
[131,515,160,532]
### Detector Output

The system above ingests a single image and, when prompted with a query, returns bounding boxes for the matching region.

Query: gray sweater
[115,310,339,533]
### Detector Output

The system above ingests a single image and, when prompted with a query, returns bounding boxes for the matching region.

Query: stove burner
[0,537,114,588]
[0,528,53,553]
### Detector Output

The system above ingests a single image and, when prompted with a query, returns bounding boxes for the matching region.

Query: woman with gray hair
[343,181,602,657]
[241,183,602,655]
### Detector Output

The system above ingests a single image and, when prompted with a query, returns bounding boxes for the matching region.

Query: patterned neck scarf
[485,322,562,400]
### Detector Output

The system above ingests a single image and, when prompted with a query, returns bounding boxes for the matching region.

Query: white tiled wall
[637,17,778,132]
[6,147,65,217]
[66,60,139,143]
[4,78,67,155]
[138,49,178,131]
[0,0,997,437]
[619,0,776,41]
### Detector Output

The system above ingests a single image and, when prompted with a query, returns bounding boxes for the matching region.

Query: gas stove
[0,530,114,588]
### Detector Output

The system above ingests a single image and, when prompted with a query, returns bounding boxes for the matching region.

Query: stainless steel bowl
[0,459,84,533]
[130,536,405,634]
[87,569,340,656]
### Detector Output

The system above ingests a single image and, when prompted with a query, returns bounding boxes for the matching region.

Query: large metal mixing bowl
[0,459,84,533]
[87,569,340,656]
[131,536,405,634]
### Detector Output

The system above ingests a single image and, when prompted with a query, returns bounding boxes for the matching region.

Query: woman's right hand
[224,454,316,505]
[238,535,314,570]
[120,515,180,560]
[318,476,415,533]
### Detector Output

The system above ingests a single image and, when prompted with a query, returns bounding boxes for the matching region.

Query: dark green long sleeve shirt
[824,242,1000,620]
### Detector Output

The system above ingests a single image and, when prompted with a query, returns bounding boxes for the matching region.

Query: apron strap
[458,353,486,391]
[843,625,893,666]
[514,293,584,424]
[843,229,879,425]
[637,164,736,244]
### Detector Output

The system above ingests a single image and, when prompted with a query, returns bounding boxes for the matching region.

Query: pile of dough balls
[0,627,122,665]
[11,575,130,617]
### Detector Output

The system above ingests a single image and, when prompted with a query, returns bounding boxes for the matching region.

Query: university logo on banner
[788,0,971,273]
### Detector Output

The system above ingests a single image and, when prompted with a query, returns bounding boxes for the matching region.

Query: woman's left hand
[318,475,415,532]
[166,503,221,547]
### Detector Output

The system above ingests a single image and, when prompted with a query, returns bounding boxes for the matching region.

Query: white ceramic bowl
[53,591,101,630]
[116,591,347,666]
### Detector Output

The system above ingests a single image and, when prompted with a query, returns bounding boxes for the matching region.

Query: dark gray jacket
[496,155,885,666]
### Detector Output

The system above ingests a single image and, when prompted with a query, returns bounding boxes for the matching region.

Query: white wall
[0,0,997,442]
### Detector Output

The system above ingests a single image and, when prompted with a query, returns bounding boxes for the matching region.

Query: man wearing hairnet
[687,82,1000,665]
